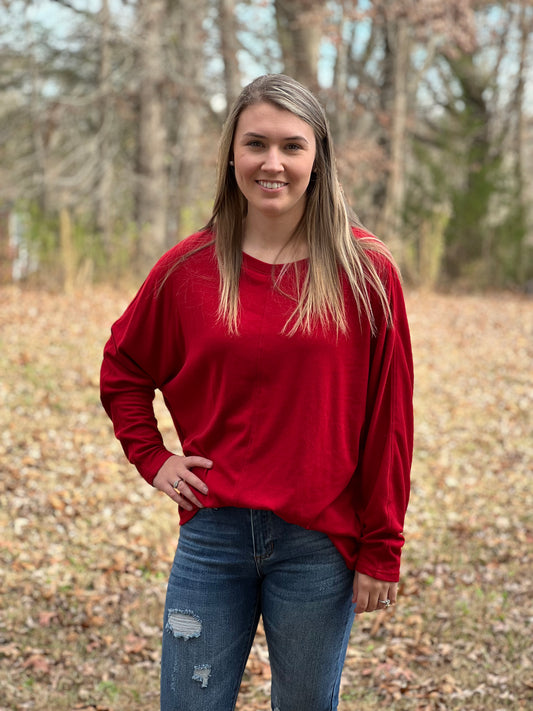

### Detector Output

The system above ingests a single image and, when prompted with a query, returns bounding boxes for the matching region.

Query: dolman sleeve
[100,253,183,484]
[354,258,414,581]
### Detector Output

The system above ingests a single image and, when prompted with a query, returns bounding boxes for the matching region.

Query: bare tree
[513,0,533,282]
[219,0,241,111]
[274,0,325,92]
[134,0,168,266]
[375,9,410,259]
[330,1,352,146]
[26,14,55,214]
[95,0,113,249]
[168,0,208,242]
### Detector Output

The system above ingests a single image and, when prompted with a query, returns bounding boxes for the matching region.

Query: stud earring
[229,160,234,166]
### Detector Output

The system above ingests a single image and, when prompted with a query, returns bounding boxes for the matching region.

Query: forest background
[0,0,532,290]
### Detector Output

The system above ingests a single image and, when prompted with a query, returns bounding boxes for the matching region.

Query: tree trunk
[378,16,409,262]
[274,0,323,92]
[513,0,531,284]
[331,5,350,146]
[26,14,52,213]
[95,0,113,250]
[60,206,76,294]
[219,0,241,112]
[443,52,493,279]
[170,0,207,242]
[134,0,168,268]
[0,207,12,285]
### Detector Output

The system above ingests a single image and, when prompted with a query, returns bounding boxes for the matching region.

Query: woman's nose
[262,148,283,171]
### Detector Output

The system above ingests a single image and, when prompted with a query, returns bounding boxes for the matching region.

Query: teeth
[258,181,286,189]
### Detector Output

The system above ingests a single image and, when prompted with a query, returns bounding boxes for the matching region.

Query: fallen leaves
[0,285,531,710]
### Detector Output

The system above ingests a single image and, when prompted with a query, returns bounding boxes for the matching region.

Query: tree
[511,0,533,284]
[374,6,410,261]
[95,0,113,250]
[219,0,241,111]
[274,0,325,92]
[166,0,210,243]
[134,0,168,267]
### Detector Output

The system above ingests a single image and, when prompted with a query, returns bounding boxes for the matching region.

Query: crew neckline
[241,250,309,275]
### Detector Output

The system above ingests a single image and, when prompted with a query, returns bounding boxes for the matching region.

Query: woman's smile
[257,180,288,190]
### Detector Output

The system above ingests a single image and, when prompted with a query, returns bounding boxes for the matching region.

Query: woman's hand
[352,571,397,614]
[153,455,212,511]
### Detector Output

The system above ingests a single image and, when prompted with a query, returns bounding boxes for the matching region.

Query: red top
[100,229,414,580]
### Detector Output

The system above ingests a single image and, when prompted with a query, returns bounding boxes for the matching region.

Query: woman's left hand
[352,571,397,614]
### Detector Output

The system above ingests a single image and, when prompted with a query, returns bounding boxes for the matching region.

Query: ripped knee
[165,609,202,640]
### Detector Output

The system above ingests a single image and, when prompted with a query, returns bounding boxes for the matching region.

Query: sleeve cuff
[355,541,403,582]
[136,448,175,486]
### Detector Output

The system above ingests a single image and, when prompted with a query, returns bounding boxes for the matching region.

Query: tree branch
[49,0,95,18]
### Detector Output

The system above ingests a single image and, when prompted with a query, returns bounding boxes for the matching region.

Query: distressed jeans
[160,508,355,711]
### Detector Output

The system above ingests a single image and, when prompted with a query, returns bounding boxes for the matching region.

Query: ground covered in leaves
[0,284,531,711]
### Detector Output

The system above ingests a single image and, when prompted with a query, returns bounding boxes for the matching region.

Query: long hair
[206,74,395,335]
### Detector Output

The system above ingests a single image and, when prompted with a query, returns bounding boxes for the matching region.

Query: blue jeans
[160,508,355,711]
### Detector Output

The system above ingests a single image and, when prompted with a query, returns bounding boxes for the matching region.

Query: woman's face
[232,101,317,225]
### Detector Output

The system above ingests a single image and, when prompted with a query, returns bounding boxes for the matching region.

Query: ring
[379,599,391,607]
[172,479,182,492]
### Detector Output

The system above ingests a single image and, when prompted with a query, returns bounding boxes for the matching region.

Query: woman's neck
[242,215,308,265]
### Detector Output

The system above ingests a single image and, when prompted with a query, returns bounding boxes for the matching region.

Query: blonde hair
[205,74,395,336]
[165,74,396,335]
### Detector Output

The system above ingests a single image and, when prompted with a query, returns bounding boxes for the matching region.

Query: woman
[100,74,414,711]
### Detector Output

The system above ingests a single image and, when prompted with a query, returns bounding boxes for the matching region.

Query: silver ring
[172,479,182,492]
[379,599,391,607]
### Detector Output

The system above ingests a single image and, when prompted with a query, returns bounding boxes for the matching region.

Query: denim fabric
[160,508,355,711]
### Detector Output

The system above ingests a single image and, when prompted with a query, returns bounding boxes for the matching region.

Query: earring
[229,160,234,166]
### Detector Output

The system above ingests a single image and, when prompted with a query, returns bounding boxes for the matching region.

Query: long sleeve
[100,252,184,484]
[353,262,414,580]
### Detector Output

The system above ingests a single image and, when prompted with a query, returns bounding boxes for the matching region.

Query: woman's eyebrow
[242,131,310,144]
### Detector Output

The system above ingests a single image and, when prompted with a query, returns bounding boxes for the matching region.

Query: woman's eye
[286,143,302,151]
[247,140,263,148]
